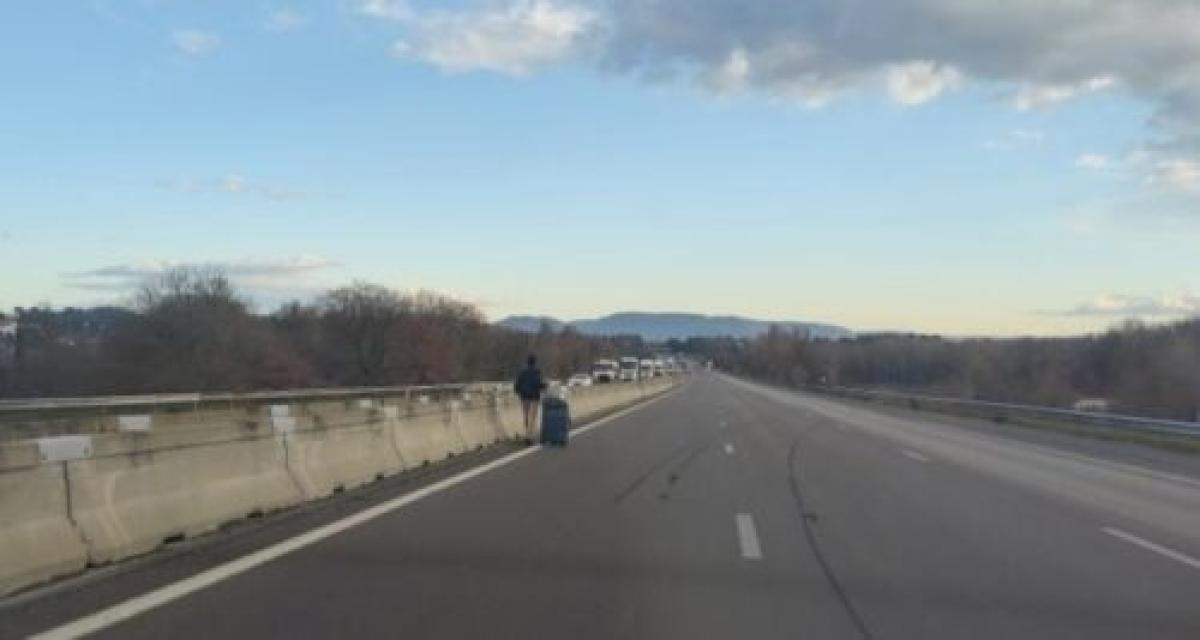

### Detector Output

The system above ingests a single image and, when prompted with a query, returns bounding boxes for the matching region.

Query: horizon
[6,296,1194,341]
[3,2,1198,336]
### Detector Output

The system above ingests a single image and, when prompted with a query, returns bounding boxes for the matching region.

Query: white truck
[639,358,656,379]
[592,359,618,383]
[619,356,640,382]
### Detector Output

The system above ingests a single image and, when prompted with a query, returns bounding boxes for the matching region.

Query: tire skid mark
[788,440,874,640]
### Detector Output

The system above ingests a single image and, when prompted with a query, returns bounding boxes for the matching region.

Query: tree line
[0,267,644,398]
[685,321,1200,421]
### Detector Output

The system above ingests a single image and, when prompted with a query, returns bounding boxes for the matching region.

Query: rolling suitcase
[540,396,571,446]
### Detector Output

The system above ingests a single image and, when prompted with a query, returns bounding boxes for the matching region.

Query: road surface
[15,373,1200,638]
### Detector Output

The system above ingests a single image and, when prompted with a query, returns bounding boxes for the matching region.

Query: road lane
[721,375,1200,638]
[19,373,1200,639]
[64,378,854,639]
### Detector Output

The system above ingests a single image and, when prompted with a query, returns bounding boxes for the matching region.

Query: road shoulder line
[1102,527,1200,571]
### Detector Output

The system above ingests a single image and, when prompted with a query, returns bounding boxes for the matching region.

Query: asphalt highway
[18,373,1200,639]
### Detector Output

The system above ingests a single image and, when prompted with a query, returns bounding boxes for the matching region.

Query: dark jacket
[514,367,546,400]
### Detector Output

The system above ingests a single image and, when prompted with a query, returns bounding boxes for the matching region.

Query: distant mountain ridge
[497,312,852,341]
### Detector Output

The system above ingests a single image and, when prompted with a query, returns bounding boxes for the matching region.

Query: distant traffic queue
[589,355,679,383]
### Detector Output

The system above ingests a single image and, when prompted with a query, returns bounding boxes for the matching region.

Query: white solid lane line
[31,452,539,640]
[901,449,931,463]
[735,514,763,561]
[1102,527,1200,571]
[724,443,735,455]
[30,390,677,640]
[1038,449,1200,491]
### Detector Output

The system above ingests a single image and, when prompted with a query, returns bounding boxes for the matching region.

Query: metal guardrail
[812,385,1200,439]
[0,382,511,415]
[0,376,666,415]
[0,377,677,442]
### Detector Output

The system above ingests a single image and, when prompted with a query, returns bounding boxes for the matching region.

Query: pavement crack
[788,440,874,640]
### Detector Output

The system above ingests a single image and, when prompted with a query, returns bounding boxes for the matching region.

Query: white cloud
[1075,153,1111,170]
[220,173,247,193]
[1010,129,1044,144]
[63,256,339,298]
[983,128,1045,151]
[356,2,1195,121]
[158,173,305,201]
[1056,293,1200,318]
[1014,76,1117,111]
[706,47,751,94]
[356,1,1200,124]
[265,9,307,32]
[1149,159,1200,191]
[171,29,221,56]
[701,40,852,107]
[357,0,1200,186]
[360,0,412,21]
[886,61,962,106]
[388,0,596,75]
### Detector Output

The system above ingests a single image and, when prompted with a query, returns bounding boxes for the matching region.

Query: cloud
[387,0,597,75]
[983,128,1045,151]
[1051,293,1200,318]
[1010,129,1044,144]
[705,47,750,94]
[1076,153,1111,170]
[158,173,305,201]
[1014,77,1117,111]
[357,0,1200,121]
[265,9,307,32]
[360,0,412,21]
[1148,159,1200,192]
[171,29,221,56]
[359,0,1200,191]
[886,62,962,106]
[62,256,340,298]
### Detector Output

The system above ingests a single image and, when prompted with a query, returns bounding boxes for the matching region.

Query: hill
[497,312,851,341]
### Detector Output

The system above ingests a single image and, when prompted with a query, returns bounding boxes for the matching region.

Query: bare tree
[319,282,407,385]
[106,266,270,392]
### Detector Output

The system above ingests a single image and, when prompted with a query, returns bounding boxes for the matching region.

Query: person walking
[513,354,546,443]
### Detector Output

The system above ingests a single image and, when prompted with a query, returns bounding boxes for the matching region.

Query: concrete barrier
[68,428,302,564]
[559,377,674,424]
[282,400,404,498]
[390,400,462,467]
[496,392,527,440]
[0,375,685,595]
[0,441,89,596]
[451,394,501,451]
[569,385,610,421]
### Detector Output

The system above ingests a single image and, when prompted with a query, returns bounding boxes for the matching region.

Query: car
[568,372,593,387]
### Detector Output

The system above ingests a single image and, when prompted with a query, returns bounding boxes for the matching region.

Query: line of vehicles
[569,356,685,387]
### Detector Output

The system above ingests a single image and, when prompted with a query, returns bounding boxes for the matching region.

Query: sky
[1,0,1199,336]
